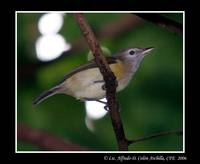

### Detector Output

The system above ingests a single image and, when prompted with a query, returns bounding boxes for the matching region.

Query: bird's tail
[32,85,62,107]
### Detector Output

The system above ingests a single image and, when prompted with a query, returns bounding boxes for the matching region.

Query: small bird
[33,47,154,106]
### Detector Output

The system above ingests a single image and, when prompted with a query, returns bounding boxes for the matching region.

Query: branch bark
[17,123,89,151]
[74,13,128,150]
[127,129,183,145]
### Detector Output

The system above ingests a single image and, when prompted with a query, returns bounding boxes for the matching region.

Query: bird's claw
[102,84,106,90]
[104,105,109,111]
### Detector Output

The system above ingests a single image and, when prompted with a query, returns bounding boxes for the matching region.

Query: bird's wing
[58,57,118,84]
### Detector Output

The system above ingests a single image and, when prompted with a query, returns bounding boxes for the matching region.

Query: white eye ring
[129,50,135,55]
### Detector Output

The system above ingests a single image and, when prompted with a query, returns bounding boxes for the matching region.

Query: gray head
[114,47,154,74]
[114,47,154,63]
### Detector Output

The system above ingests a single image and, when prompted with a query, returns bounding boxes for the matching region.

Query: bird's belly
[64,68,105,99]
[63,63,132,100]
[75,83,106,99]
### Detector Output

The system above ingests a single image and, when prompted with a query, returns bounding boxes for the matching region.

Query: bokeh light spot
[36,34,71,62]
[85,98,108,120]
[38,13,64,35]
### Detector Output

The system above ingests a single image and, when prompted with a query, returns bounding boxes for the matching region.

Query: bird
[33,47,154,106]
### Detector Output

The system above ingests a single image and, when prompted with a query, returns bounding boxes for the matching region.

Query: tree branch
[74,13,128,150]
[135,13,183,36]
[127,129,183,145]
[17,123,89,151]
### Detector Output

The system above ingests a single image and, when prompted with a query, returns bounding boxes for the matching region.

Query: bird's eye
[129,50,135,55]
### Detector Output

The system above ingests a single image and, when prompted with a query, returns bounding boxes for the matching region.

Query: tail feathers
[33,86,61,107]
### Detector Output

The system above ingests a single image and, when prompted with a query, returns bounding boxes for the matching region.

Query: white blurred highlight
[85,116,95,132]
[36,34,71,62]
[85,98,108,120]
[85,98,108,132]
[36,13,71,62]
[38,13,64,35]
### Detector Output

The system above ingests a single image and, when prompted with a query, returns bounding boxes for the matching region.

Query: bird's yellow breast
[110,60,126,81]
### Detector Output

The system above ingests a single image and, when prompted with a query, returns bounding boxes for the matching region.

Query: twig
[127,129,183,145]
[74,13,128,150]
[135,13,183,36]
[17,123,89,151]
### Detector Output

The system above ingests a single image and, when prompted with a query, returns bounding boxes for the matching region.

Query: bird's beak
[142,47,154,55]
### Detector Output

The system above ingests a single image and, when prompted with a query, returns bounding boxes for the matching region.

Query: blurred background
[17,12,183,151]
